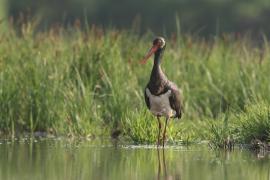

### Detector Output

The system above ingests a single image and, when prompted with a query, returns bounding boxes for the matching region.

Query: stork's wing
[167,83,183,119]
[144,87,150,110]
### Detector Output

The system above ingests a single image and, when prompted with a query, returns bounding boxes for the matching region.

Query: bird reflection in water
[157,148,181,180]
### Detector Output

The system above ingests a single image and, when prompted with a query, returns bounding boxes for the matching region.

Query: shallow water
[0,138,269,180]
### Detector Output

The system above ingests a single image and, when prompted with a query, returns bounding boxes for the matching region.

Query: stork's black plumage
[140,37,183,147]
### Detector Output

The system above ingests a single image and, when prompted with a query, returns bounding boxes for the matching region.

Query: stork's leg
[162,117,169,147]
[157,116,162,147]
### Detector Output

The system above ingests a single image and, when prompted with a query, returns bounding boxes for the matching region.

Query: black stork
[140,37,182,147]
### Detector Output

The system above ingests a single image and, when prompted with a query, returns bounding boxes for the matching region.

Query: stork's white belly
[146,88,175,118]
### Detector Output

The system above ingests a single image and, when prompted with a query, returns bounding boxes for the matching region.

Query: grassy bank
[0,24,270,147]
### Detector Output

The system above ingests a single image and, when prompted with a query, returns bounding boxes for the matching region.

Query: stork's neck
[150,50,167,84]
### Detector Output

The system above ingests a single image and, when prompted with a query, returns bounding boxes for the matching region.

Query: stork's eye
[158,39,165,48]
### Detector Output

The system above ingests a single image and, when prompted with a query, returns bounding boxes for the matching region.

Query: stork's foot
[162,136,167,147]
[157,138,162,147]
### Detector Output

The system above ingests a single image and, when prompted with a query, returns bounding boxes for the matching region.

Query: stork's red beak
[139,45,159,64]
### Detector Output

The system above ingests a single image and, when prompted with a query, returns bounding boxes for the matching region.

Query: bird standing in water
[140,37,182,147]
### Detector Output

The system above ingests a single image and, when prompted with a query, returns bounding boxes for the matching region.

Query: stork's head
[140,37,166,64]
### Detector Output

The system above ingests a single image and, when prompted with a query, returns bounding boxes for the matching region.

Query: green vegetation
[0,24,270,148]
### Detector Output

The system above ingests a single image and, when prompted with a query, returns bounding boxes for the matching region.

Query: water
[0,138,269,180]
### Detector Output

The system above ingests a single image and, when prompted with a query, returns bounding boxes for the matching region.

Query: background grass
[0,23,270,146]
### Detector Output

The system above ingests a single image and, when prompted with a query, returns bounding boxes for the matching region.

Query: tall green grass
[233,102,270,144]
[0,23,270,145]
